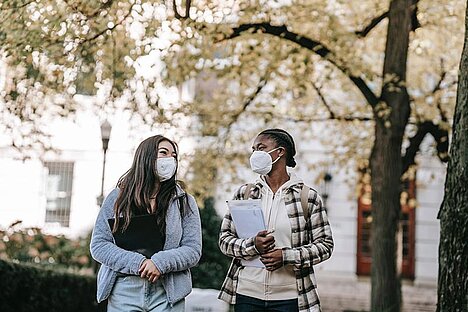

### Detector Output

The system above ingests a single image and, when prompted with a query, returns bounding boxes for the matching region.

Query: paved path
[316,274,437,312]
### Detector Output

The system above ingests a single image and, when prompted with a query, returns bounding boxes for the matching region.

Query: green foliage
[0,222,93,272]
[191,197,230,289]
[0,259,98,312]
[185,147,220,199]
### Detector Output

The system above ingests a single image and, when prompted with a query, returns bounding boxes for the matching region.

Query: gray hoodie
[90,187,202,305]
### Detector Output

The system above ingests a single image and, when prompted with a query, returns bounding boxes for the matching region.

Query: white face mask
[156,157,177,181]
[249,147,282,175]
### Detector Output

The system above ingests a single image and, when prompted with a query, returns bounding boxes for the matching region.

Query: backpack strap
[177,194,187,217]
[301,185,311,221]
[243,183,254,199]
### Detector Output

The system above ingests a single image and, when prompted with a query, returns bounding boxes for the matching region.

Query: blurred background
[0,0,466,311]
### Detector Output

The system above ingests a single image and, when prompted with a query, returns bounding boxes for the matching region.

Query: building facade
[0,102,443,285]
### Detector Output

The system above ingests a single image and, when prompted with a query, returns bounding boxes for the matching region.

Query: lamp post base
[96,195,104,207]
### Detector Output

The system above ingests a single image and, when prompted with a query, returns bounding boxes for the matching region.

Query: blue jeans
[107,275,184,312]
[235,293,298,312]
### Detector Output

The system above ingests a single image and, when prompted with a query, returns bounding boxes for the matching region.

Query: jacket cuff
[150,258,164,275]
[132,253,147,275]
[150,254,167,274]
[282,247,297,265]
[245,237,259,256]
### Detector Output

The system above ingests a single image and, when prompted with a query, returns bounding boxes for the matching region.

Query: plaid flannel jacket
[218,182,334,312]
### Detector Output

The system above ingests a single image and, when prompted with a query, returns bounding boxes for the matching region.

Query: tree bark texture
[370,0,412,311]
[437,2,468,311]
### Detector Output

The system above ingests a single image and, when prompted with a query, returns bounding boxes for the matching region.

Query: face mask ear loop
[270,147,283,165]
[271,154,282,165]
[267,147,281,155]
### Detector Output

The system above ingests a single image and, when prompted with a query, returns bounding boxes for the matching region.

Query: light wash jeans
[107,275,185,312]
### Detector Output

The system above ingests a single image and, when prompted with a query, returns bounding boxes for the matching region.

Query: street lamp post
[97,120,112,207]
[321,172,333,208]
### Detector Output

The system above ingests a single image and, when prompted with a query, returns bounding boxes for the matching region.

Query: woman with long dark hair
[90,135,202,312]
[218,128,333,312]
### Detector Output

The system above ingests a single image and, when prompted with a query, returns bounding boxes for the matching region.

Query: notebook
[108,213,165,259]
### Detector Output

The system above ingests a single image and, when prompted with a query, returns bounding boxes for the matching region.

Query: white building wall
[314,171,358,276]
[0,93,195,238]
[0,143,129,239]
[0,159,45,229]
[414,155,445,284]
[0,98,136,237]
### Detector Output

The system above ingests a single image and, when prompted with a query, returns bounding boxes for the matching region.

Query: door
[356,168,416,279]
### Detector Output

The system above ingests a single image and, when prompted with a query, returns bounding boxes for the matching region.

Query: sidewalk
[317,274,437,312]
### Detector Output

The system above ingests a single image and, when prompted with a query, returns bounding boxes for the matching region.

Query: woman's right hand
[254,230,275,254]
[138,259,161,283]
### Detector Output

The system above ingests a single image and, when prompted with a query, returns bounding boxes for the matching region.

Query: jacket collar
[255,172,304,194]
[174,184,187,199]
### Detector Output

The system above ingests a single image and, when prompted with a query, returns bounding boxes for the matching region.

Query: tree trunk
[437,2,468,311]
[370,0,412,311]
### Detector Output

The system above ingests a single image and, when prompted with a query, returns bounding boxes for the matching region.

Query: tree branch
[434,70,450,124]
[355,11,389,37]
[62,0,87,17]
[249,111,374,123]
[225,22,379,108]
[286,115,374,122]
[0,10,14,24]
[401,121,449,174]
[311,82,336,119]
[87,0,115,18]
[173,0,191,20]
[431,58,448,95]
[226,76,269,130]
[42,3,133,49]
[410,0,421,32]
[186,0,191,18]
[429,59,455,123]
[0,0,34,10]
[173,0,181,19]
[80,4,134,43]
[220,73,270,143]
[355,0,420,38]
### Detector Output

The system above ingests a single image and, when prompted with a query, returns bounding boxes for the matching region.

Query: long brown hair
[112,135,186,234]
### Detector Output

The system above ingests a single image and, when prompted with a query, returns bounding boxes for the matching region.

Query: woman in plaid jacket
[218,129,334,312]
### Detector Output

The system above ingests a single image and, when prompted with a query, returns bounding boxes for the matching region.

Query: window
[44,162,74,227]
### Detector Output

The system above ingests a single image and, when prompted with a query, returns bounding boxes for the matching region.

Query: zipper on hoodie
[264,270,270,300]
[263,187,273,300]
[258,174,301,301]
[264,188,283,301]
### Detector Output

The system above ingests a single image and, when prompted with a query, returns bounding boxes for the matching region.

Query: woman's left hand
[139,259,161,283]
[260,249,284,271]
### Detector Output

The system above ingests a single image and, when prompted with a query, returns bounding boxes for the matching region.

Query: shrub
[1,201,232,293]
[0,221,93,272]
[191,197,231,289]
[0,259,98,312]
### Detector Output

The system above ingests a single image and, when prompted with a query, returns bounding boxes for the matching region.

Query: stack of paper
[227,199,266,268]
